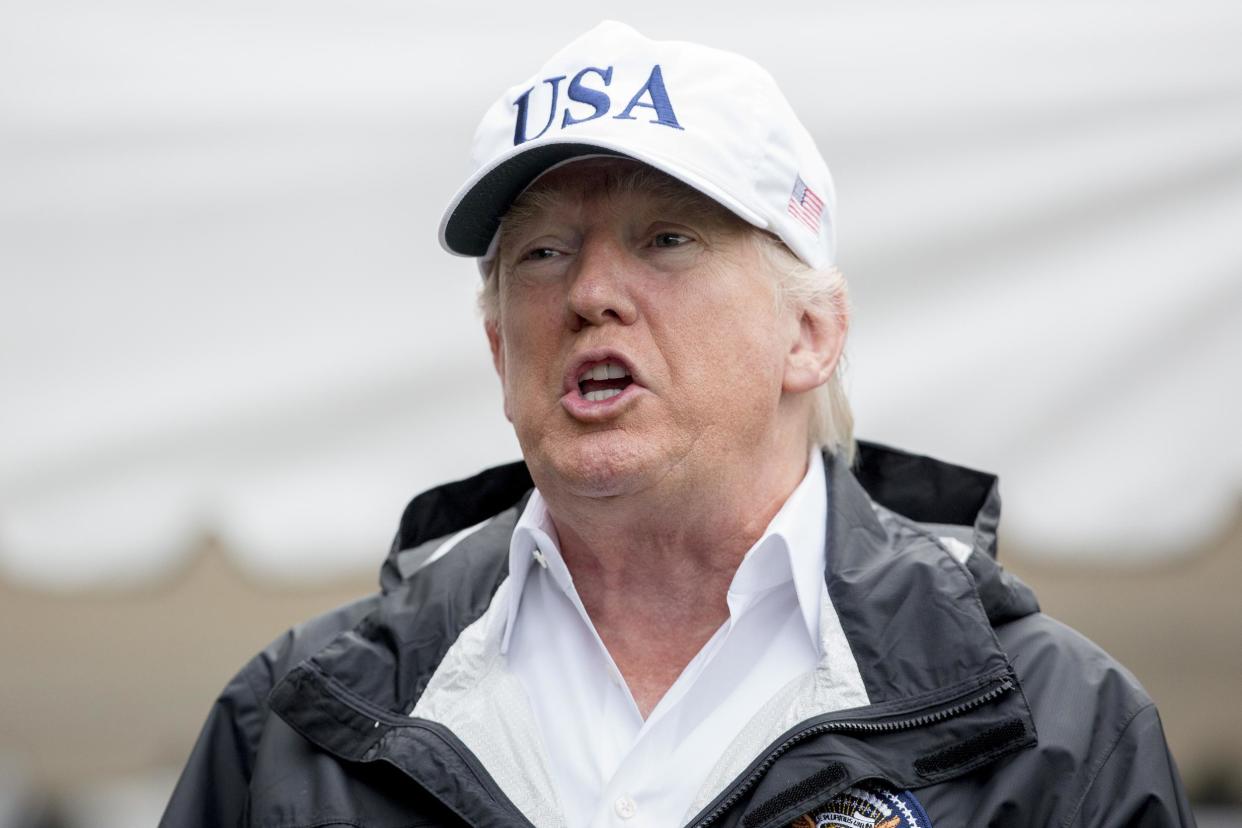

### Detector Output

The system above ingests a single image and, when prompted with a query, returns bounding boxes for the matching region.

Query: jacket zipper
[689,674,1015,828]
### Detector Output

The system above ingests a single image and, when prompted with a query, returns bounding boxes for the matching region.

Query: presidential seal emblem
[788,784,931,828]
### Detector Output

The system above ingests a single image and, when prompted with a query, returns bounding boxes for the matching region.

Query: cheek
[495,321,565,422]
[501,279,565,335]
[687,285,786,371]
[498,291,562,363]
[660,311,787,427]
[504,327,556,381]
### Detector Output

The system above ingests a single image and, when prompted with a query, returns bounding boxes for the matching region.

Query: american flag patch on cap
[787,174,824,234]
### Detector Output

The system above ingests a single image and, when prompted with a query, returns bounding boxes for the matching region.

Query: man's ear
[485,320,513,423]
[783,300,848,394]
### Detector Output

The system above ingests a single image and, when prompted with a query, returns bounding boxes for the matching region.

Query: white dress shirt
[502,451,828,828]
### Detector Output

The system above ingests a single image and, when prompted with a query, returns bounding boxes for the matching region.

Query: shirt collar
[501,449,828,655]
[502,487,563,654]
[725,448,826,652]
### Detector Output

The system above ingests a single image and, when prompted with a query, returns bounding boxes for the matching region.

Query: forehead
[497,159,746,242]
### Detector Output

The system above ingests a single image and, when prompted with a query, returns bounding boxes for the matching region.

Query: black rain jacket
[161,443,1196,827]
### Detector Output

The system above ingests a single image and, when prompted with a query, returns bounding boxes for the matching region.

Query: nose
[565,235,638,331]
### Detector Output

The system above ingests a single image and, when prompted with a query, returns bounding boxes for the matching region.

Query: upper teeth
[578,362,630,383]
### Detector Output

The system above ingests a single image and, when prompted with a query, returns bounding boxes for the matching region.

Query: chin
[529,429,662,500]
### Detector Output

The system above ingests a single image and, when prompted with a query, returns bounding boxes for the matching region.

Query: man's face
[486,160,805,502]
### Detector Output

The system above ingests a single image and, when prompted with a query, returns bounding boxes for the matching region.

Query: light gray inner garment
[396,517,492,580]
[410,575,567,828]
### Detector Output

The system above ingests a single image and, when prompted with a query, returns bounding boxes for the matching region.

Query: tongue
[580,377,632,395]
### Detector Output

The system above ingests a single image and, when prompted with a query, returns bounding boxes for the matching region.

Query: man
[163,22,1195,827]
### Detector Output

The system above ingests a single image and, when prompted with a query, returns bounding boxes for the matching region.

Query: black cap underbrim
[442,143,628,257]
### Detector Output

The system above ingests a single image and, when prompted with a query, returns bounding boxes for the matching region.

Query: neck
[539,431,812,716]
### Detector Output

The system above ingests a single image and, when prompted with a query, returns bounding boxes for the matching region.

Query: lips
[561,350,643,418]
[576,359,633,401]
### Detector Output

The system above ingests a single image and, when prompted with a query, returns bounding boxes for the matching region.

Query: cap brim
[441,142,629,257]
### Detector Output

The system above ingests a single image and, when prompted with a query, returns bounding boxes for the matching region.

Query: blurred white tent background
[2,0,1241,591]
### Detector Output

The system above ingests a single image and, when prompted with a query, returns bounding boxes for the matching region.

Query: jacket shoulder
[997,610,1153,718]
[159,592,380,827]
[226,591,385,762]
[991,612,1193,824]
[253,591,383,685]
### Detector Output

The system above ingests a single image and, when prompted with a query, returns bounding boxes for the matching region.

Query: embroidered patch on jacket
[788,784,932,828]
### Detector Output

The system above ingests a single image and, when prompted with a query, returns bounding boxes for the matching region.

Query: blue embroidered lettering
[513,75,566,145]
[613,65,683,130]
[562,66,614,127]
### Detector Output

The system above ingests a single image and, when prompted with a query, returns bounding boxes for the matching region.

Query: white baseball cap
[438,21,837,270]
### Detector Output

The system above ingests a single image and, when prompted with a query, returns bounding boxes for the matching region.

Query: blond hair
[751,232,854,462]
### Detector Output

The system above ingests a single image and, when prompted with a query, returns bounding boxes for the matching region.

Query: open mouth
[576,360,634,402]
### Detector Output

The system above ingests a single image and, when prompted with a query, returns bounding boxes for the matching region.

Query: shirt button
[614,795,637,820]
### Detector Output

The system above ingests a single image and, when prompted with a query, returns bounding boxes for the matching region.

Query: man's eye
[652,232,691,248]
[521,247,560,261]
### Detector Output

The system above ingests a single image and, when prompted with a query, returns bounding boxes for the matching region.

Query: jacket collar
[824,443,1038,704]
[379,458,532,593]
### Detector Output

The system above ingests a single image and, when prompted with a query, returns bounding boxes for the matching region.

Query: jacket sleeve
[1067,703,1198,827]
[159,654,273,828]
